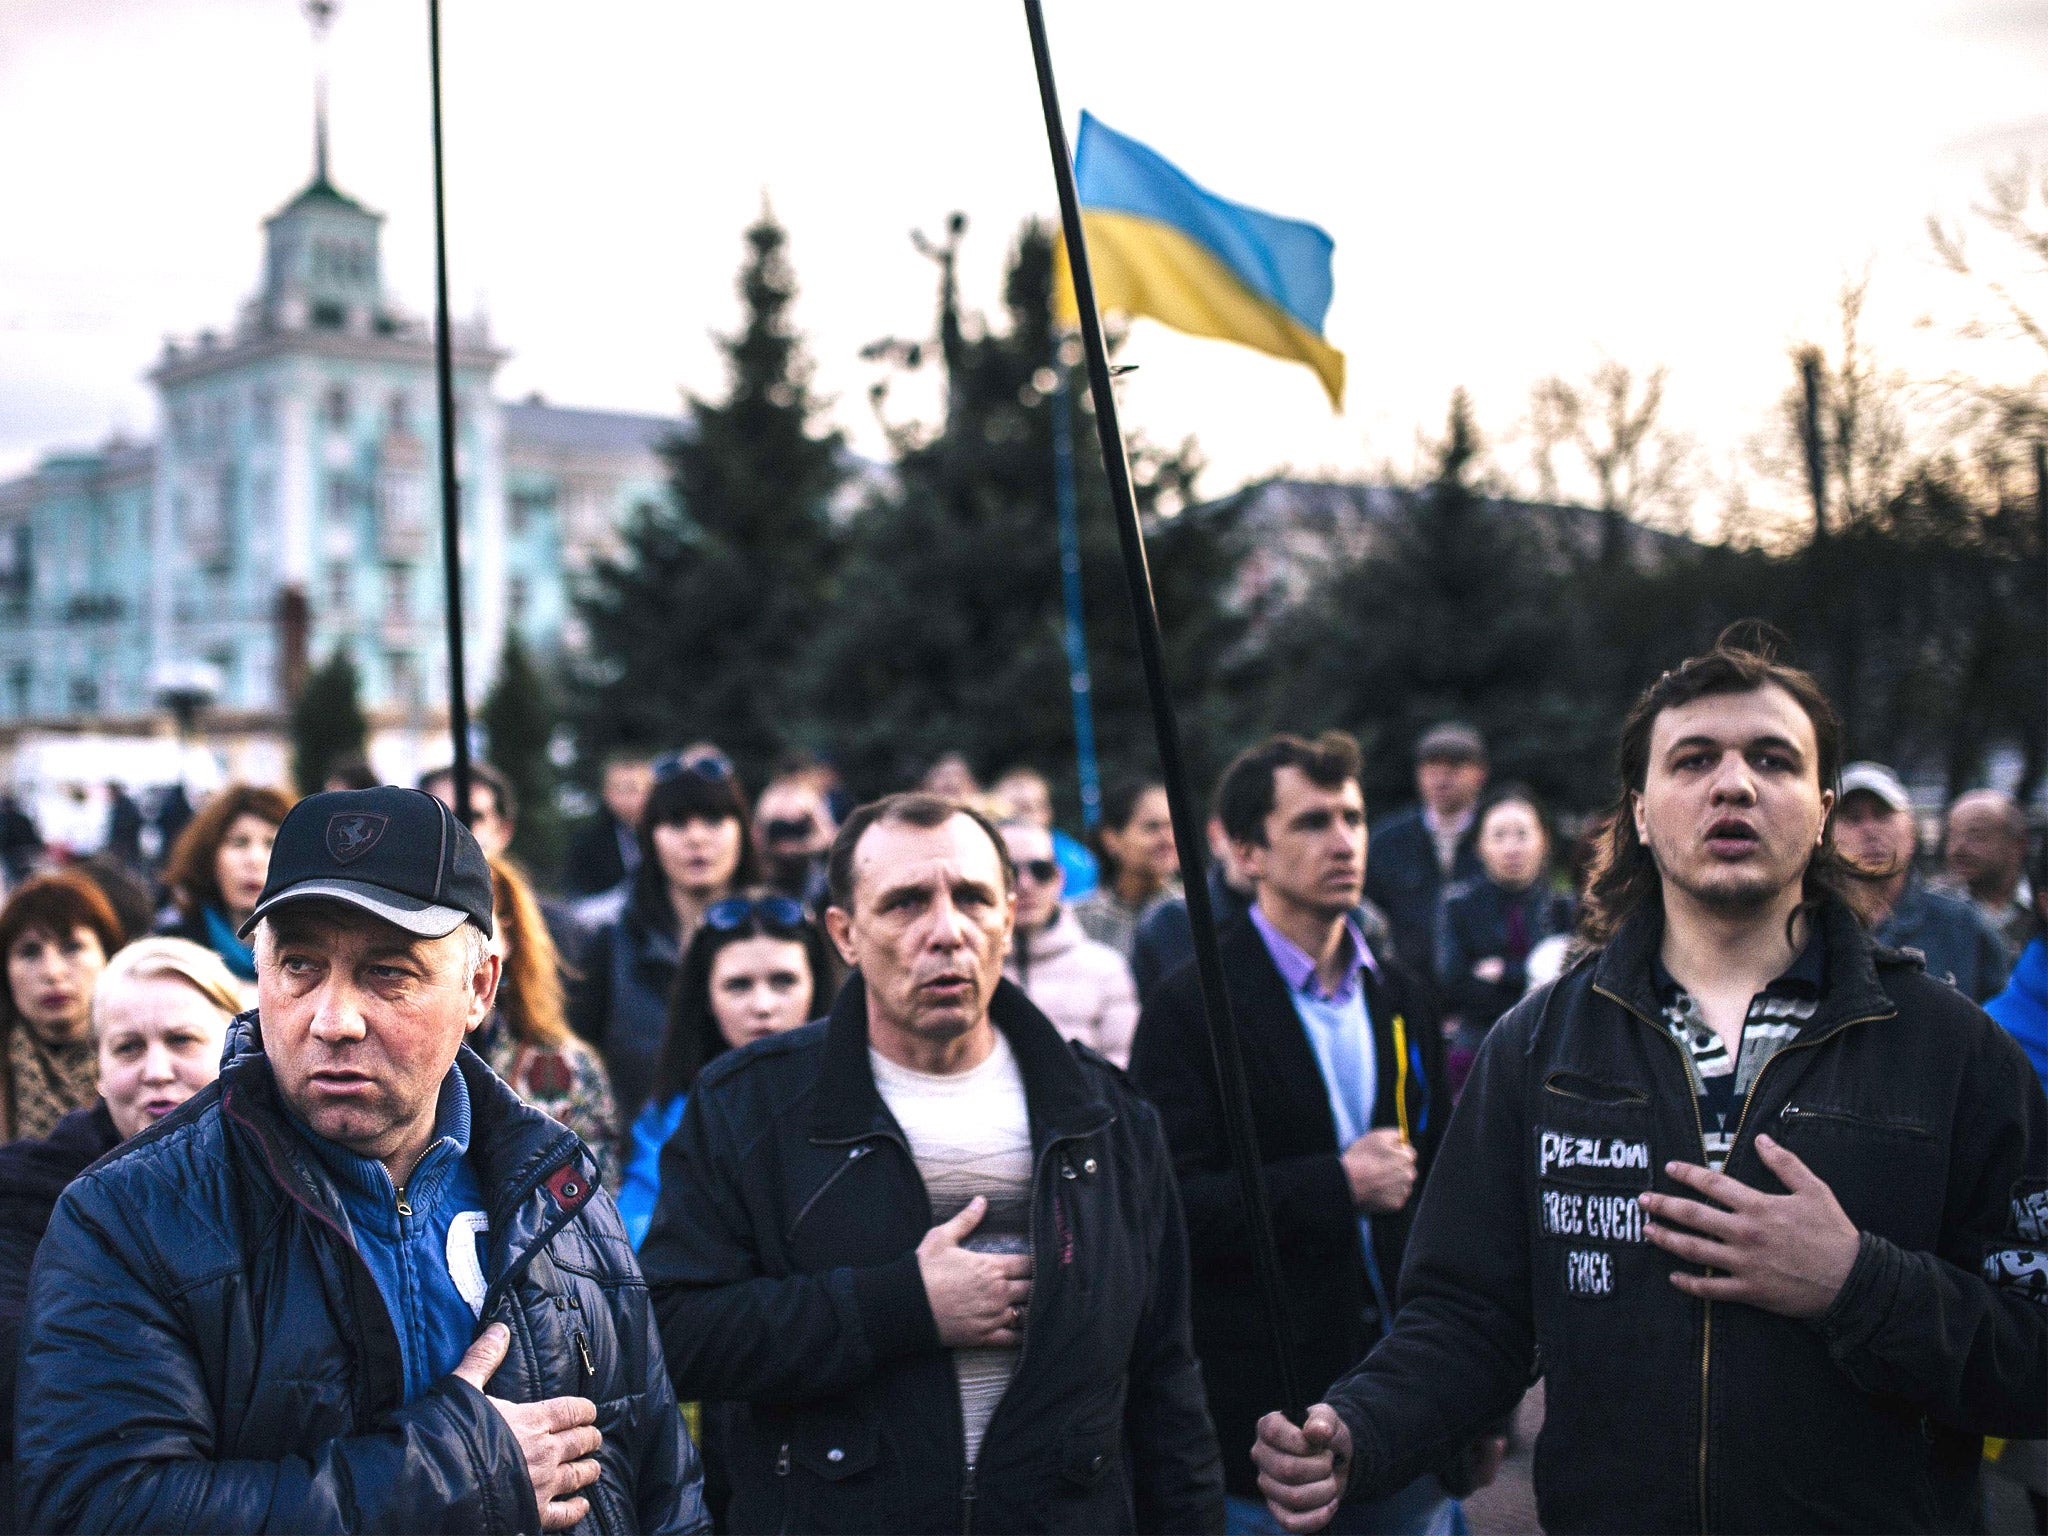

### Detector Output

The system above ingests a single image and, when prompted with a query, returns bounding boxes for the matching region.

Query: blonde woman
[0,937,239,1491]
[475,856,620,1191]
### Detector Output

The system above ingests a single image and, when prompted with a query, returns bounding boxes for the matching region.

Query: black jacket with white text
[1325,893,2048,1534]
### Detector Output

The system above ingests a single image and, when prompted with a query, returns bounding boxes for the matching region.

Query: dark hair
[1216,732,1364,847]
[163,783,295,921]
[630,767,761,931]
[420,760,515,825]
[1578,623,1851,947]
[1090,776,1167,883]
[71,854,155,946]
[324,755,379,791]
[1474,783,1555,879]
[1,871,126,1038]
[653,892,838,1101]
[826,793,1014,913]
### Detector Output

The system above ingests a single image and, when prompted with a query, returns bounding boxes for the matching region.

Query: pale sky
[3,1,2045,510]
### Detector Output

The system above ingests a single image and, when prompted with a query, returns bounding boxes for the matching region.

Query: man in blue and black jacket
[1255,629,2048,1534]
[15,787,707,1535]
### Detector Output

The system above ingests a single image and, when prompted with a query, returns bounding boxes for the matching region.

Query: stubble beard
[1652,844,1806,921]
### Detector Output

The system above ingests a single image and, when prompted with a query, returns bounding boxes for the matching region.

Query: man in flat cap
[1365,724,1488,986]
[16,787,708,1534]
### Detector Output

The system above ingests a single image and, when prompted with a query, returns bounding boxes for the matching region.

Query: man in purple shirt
[1133,733,1489,1534]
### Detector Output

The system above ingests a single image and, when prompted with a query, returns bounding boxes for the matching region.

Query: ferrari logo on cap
[326,813,388,865]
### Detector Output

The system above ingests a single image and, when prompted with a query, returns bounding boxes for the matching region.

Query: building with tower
[0,58,676,791]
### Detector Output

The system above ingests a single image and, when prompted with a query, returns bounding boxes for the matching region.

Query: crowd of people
[0,621,2041,1534]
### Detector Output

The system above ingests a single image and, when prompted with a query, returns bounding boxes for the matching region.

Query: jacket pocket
[1542,1070,1649,1107]
[1771,1100,1944,1246]
[788,1416,880,1481]
[1058,1397,1123,1493]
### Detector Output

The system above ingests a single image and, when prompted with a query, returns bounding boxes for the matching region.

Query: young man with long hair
[1254,626,2047,1534]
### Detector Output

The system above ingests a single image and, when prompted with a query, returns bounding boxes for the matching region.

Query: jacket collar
[218,1019,587,1229]
[808,972,1113,1147]
[1592,890,1896,1039]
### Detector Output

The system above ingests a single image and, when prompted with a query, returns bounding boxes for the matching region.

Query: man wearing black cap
[1364,724,1487,983]
[15,788,709,1535]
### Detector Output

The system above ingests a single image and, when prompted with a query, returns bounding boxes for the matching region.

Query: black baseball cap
[238,786,495,941]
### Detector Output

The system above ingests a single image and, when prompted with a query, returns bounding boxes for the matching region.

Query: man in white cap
[1835,761,2010,1002]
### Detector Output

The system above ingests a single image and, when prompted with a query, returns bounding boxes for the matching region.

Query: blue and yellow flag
[1052,112,1344,409]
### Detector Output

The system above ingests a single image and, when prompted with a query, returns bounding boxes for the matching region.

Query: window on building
[384,564,411,622]
[387,392,410,433]
[388,650,419,706]
[0,524,29,610]
[508,576,529,624]
[68,677,99,715]
[378,472,426,534]
[7,664,29,717]
[508,489,554,537]
[207,647,236,697]
[252,387,277,439]
[325,385,351,430]
[327,563,350,614]
[326,473,354,523]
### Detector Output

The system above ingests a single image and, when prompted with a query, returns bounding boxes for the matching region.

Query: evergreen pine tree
[290,646,368,795]
[1270,393,1581,807]
[481,627,563,875]
[574,208,844,789]
[804,217,1234,802]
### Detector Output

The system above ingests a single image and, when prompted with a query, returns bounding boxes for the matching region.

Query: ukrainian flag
[1052,113,1345,409]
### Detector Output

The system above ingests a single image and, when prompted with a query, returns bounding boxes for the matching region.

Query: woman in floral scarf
[1,872,124,1142]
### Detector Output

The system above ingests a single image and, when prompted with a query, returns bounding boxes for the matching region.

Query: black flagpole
[426,0,473,827]
[1021,0,1301,1419]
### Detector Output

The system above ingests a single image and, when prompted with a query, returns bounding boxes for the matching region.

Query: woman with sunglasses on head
[616,892,838,1249]
[473,856,622,1191]
[569,754,760,1130]
[998,819,1139,1067]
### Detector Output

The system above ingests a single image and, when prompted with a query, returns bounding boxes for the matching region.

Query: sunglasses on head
[1014,858,1060,884]
[704,895,808,933]
[653,749,734,785]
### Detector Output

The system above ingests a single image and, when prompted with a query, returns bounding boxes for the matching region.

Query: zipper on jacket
[1597,983,1893,1534]
[574,1328,594,1382]
[775,1442,790,1477]
[395,1185,412,1218]
[962,1126,1109,1530]
[1722,1014,1892,1168]
[1593,983,1714,1534]
[787,1141,876,1240]
[1776,1101,1928,1136]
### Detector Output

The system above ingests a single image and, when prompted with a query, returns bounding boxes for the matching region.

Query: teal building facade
[0,152,674,761]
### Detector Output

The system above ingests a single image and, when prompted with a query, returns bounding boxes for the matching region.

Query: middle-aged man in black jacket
[1133,733,1481,1534]
[1256,628,2048,1535]
[641,792,1224,1535]
[1362,723,1487,982]
[15,787,708,1536]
